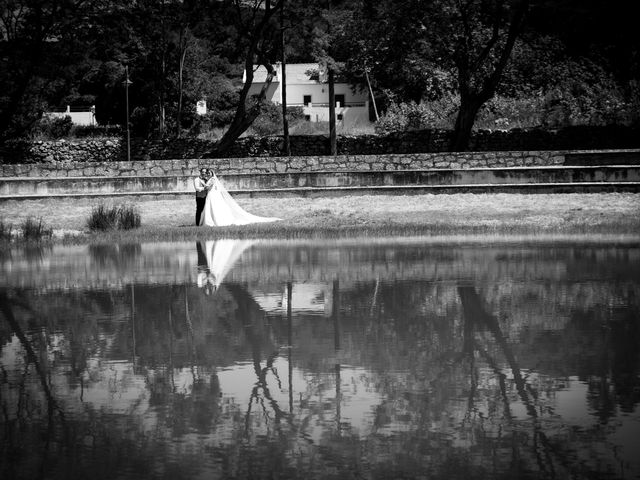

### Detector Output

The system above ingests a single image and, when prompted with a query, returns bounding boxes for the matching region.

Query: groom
[193,168,211,226]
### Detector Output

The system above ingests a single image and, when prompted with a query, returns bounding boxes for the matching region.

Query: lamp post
[123,65,132,162]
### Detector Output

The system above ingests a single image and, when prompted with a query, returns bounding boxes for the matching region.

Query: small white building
[46,105,96,126]
[244,63,371,127]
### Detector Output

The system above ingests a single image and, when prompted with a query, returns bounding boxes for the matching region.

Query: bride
[199,170,280,227]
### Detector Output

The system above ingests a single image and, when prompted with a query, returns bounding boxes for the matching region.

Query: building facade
[244,63,371,127]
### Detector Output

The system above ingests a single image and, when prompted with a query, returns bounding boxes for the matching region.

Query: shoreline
[1,192,639,245]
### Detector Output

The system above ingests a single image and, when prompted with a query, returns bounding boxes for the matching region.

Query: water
[1,238,639,480]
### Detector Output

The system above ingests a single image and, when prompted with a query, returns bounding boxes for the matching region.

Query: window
[335,94,345,108]
[303,95,312,106]
[304,115,311,121]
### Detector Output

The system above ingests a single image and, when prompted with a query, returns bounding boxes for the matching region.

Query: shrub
[249,103,308,137]
[118,204,141,230]
[375,98,457,134]
[20,217,53,241]
[87,204,119,231]
[475,95,545,130]
[71,125,122,138]
[251,101,284,136]
[32,115,74,139]
[87,204,141,231]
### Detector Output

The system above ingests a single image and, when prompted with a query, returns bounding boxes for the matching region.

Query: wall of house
[246,74,370,124]
[45,106,96,126]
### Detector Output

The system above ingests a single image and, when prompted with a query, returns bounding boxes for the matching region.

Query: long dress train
[199,174,280,227]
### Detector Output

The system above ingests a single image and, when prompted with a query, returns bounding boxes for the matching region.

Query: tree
[343,0,530,150]
[446,0,530,150]
[0,0,100,139]
[209,0,284,156]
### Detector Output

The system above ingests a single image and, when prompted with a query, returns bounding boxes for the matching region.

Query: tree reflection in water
[0,241,639,479]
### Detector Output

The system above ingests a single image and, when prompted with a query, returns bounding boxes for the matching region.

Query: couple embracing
[194,168,280,227]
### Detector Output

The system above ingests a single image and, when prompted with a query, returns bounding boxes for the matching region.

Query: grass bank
[1,192,639,245]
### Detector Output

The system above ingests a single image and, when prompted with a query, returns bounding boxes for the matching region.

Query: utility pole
[328,68,336,156]
[280,0,291,155]
[123,65,132,162]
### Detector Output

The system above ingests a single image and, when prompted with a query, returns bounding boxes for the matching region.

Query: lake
[1,237,639,480]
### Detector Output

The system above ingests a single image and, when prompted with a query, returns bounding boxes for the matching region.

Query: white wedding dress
[199,174,280,227]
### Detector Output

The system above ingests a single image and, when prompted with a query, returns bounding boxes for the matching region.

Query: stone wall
[1,151,566,178]
[1,124,639,165]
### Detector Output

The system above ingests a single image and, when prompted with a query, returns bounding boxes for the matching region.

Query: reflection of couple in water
[196,240,255,295]
[194,168,280,227]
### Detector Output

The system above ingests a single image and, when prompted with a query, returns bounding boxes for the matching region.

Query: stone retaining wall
[1,125,639,165]
[1,151,566,178]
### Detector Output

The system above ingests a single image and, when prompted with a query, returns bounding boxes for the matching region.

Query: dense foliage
[1,0,637,151]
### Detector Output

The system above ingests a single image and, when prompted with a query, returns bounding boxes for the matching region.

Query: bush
[71,125,122,138]
[20,217,53,241]
[118,205,141,230]
[249,103,308,137]
[32,115,74,139]
[87,204,141,231]
[476,95,545,130]
[251,101,284,136]
[375,98,457,134]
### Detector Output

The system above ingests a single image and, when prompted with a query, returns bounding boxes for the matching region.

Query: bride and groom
[194,168,280,227]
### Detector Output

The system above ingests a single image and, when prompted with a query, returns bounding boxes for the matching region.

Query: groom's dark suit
[194,171,209,226]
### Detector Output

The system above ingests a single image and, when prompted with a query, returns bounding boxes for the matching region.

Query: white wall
[248,82,371,125]
[46,106,96,126]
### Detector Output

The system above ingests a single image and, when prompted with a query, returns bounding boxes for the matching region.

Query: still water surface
[1,238,639,480]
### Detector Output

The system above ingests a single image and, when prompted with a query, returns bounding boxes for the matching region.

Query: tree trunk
[205,0,283,157]
[328,68,337,156]
[177,35,187,138]
[364,66,379,121]
[450,95,483,151]
[211,63,277,156]
[450,0,530,151]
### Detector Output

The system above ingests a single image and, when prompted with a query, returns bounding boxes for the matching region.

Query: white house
[46,105,96,126]
[244,63,371,127]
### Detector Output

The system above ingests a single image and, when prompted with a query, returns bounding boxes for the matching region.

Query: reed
[117,204,141,230]
[0,219,12,241]
[20,217,53,241]
[87,204,141,231]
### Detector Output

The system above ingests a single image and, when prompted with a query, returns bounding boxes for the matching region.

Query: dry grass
[1,192,639,244]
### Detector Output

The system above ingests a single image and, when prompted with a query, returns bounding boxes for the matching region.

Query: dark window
[303,95,312,106]
[335,94,345,107]
[304,115,311,121]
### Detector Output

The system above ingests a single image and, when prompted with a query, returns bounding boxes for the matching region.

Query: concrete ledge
[2,181,639,201]
[1,166,639,196]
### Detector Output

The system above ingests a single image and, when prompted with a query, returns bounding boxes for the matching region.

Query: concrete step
[2,183,640,201]
[1,166,639,199]
[564,150,640,166]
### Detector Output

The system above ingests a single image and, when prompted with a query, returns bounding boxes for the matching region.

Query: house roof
[247,63,324,84]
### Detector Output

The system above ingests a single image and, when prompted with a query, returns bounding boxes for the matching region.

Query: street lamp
[123,65,133,162]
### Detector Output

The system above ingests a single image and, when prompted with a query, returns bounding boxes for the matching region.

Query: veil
[200,174,280,227]
[197,239,256,293]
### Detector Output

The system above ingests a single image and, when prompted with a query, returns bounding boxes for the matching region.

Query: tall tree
[0,0,99,139]
[344,0,530,150]
[209,0,284,156]
[446,0,530,150]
